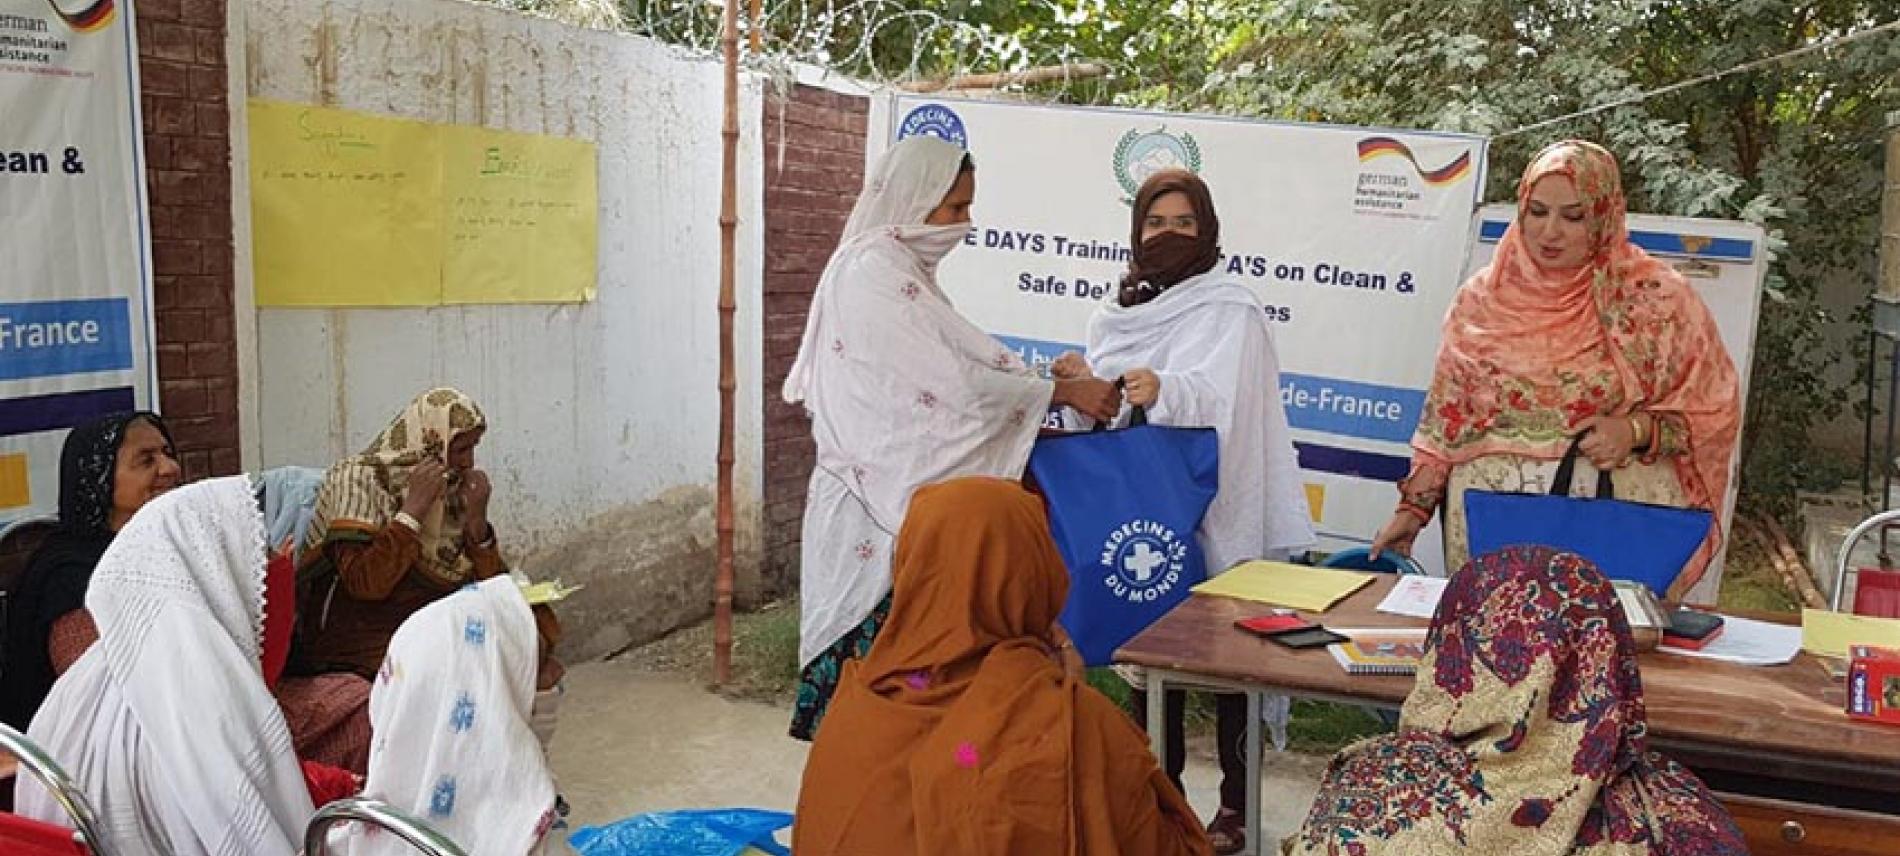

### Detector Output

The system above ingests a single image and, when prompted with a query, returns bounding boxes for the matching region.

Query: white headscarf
[17,476,314,856]
[840,134,968,241]
[339,576,556,856]
[1085,271,1316,567]
[782,134,1055,664]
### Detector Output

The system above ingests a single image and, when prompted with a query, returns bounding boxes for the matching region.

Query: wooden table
[1115,575,1900,854]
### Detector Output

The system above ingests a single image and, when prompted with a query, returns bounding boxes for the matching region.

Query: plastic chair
[0,721,116,856]
[304,798,469,856]
[1320,546,1425,576]
[1832,508,1900,615]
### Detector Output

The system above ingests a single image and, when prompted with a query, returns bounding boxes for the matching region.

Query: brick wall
[761,84,869,593]
[138,0,241,478]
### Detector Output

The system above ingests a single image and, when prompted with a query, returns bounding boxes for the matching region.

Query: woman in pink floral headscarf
[1371,141,1740,602]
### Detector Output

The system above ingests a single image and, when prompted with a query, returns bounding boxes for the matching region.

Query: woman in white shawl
[1055,168,1314,855]
[783,134,1122,740]
[15,476,315,856]
[334,576,558,856]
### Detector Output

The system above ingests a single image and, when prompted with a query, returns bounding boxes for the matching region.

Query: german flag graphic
[1356,137,1473,186]
[47,0,116,32]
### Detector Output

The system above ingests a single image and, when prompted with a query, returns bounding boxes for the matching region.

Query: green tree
[1174,0,1899,521]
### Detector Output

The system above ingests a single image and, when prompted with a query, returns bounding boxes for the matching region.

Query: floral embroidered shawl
[1412,142,1740,594]
[302,388,489,589]
[1292,546,1746,855]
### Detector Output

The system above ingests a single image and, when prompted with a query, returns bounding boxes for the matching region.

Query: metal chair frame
[304,798,469,856]
[0,721,118,856]
[1832,508,1900,611]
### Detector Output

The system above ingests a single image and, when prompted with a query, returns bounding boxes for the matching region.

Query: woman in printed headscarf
[1,412,179,731]
[795,477,1211,856]
[1291,546,1746,855]
[332,576,560,856]
[295,387,560,682]
[1053,168,1314,853]
[15,477,320,856]
[782,135,1123,740]
[1370,141,1740,602]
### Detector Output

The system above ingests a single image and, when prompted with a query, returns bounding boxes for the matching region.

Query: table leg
[1146,669,1166,761]
[1246,689,1263,856]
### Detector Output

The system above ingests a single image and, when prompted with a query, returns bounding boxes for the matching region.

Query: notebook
[1327,629,1429,675]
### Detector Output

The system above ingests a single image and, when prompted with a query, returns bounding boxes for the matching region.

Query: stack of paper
[1192,561,1374,612]
[1374,576,1449,619]
[1657,614,1802,667]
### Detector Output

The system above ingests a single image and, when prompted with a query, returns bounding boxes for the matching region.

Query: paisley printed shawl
[1291,547,1745,856]
[302,388,488,589]
[1412,141,1740,595]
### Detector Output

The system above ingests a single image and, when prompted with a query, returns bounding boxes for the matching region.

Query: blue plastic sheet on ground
[568,808,792,856]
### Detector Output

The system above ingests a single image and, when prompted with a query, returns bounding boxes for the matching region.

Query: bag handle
[1551,430,1615,499]
[1089,376,1149,431]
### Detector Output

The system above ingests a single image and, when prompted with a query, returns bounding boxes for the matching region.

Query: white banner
[0,0,154,524]
[1468,205,1765,596]
[872,96,1488,571]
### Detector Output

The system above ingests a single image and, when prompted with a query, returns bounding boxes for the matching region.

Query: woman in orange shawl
[794,477,1211,856]
[1371,141,1741,601]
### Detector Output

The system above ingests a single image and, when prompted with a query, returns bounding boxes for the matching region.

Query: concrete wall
[238,0,765,659]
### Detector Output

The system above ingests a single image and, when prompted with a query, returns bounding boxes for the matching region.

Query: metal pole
[1864,327,1878,509]
[1881,341,1898,565]
[1244,691,1263,856]
[713,0,740,685]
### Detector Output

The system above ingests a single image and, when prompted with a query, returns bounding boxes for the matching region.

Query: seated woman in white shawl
[783,134,1123,740]
[1054,169,1314,855]
[16,476,316,856]
[332,576,559,855]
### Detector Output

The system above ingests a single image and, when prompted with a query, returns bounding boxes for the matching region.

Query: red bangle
[1397,502,1433,524]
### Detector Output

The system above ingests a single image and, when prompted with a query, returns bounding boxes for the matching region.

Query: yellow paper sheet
[1802,608,1900,659]
[249,100,441,306]
[441,124,598,303]
[1191,561,1375,612]
[249,100,597,306]
[518,579,584,606]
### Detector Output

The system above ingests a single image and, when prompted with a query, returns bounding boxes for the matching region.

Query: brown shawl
[794,477,1211,856]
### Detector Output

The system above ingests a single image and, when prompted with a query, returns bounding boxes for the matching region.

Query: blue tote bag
[1463,432,1712,596]
[1027,408,1219,665]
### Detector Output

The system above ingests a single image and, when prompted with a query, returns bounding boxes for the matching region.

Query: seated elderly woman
[294,389,560,671]
[291,388,563,753]
[1,412,179,732]
[330,575,563,855]
[795,477,1211,856]
[1291,546,1745,855]
[16,477,330,856]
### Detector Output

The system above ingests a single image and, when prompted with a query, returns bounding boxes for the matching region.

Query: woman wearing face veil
[782,135,1123,740]
[1055,169,1314,854]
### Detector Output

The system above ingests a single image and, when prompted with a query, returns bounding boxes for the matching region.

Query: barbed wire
[492,0,1111,99]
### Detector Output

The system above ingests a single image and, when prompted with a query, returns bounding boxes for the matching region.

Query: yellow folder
[1191,561,1376,613]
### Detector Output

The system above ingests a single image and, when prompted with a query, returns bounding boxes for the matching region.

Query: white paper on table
[1375,575,1450,620]
[1656,614,1802,667]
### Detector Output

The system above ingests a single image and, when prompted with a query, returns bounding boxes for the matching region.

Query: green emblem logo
[1113,126,1203,204]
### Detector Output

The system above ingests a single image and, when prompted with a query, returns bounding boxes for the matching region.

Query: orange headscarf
[1412,141,1741,596]
[793,477,1211,856]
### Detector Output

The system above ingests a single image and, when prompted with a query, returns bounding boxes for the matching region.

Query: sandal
[1206,806,1246,855]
